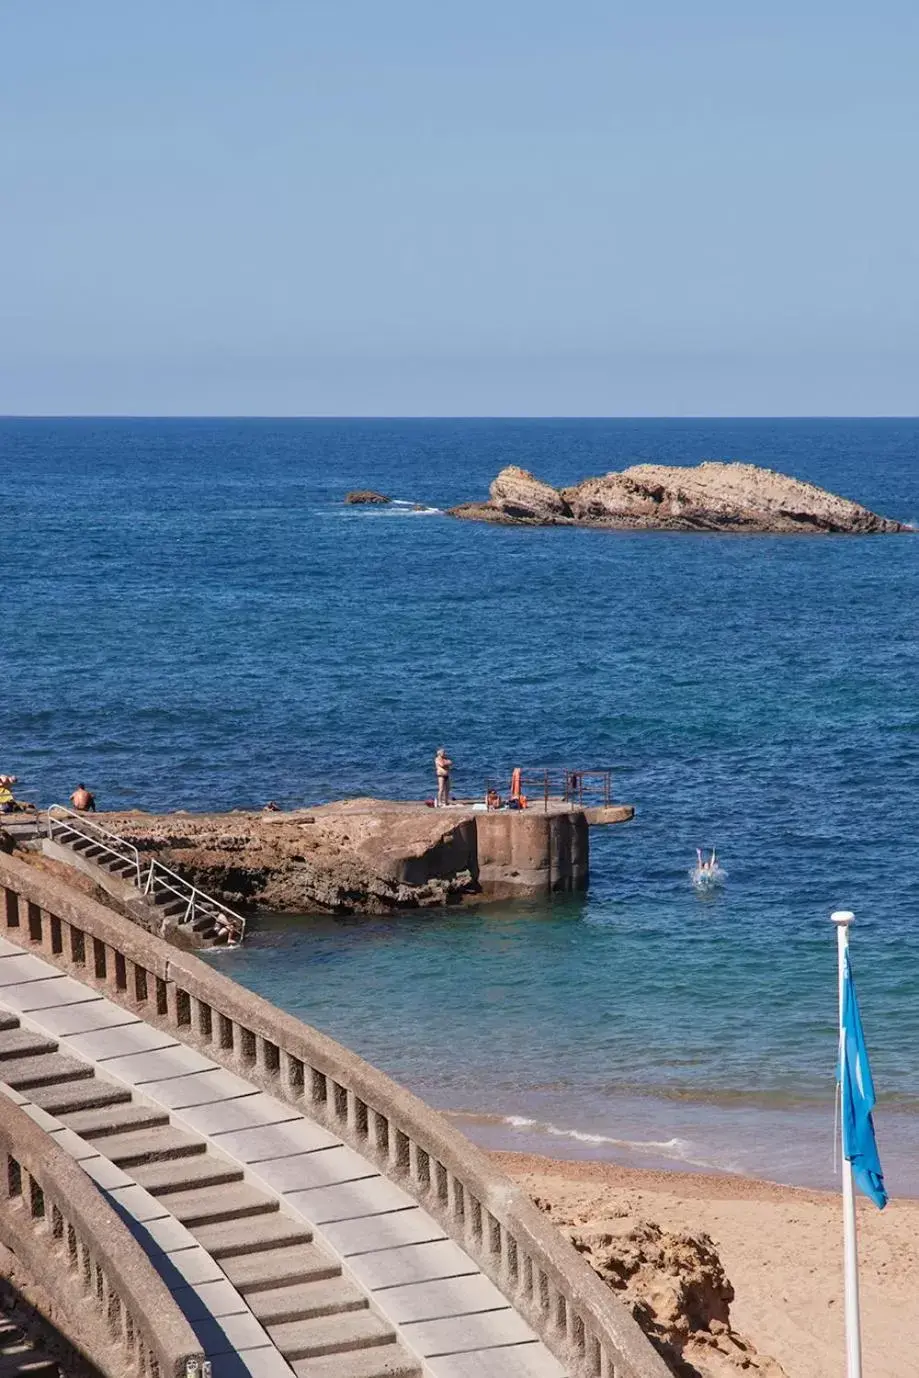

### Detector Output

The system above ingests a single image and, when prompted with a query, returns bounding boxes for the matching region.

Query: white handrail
[144,857,246,945]
[47,805,143,887]
[45,806,245,947]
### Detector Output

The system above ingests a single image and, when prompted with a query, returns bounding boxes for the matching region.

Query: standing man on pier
[434,747,452,807]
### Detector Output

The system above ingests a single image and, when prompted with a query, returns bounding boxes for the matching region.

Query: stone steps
[292,1347,422,1378]
[155,1181,278,1228]
[221,1242,340,1293]
[130,1152,243,1196]
[268,1310,395,1361]
[247,1277,368,1327]
[0,1005,422,1378]
[193,1213,314,1260]
[0,1348,59,1378]
[0,1054,93,1093]
[0,1030,59,1061]
[46,819,240,948]
[81,1123,204,1167]
[27,1076,131,1116]
[59,1101,170,1139]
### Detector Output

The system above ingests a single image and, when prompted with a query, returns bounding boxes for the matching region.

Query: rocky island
[449,461,911,534]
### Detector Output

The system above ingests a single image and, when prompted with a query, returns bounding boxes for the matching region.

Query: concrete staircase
[56,830,227,942]
[44,808,245,948]
[0,1012,420,1377]
[0,818,43,849]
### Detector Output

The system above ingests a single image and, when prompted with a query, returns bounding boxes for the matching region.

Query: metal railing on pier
[142,855,246,946]
[484,766,614,811]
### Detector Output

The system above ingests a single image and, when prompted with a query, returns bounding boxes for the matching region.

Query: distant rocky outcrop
[449,462,910,534]
[345,490,391,505]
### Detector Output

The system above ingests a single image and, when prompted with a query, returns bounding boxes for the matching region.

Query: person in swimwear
[434,748,452,807]
[70,783,96,812]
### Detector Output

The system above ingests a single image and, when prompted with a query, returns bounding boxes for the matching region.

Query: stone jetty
[82,798,633,916]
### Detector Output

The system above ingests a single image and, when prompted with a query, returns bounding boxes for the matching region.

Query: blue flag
[839,951,887,1209]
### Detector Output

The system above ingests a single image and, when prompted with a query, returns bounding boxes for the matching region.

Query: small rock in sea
[344,490,392,505]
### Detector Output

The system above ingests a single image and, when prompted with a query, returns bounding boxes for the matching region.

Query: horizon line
[2,413,919,423]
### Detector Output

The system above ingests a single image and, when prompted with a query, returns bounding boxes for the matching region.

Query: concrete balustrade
[0,853,671,1378]
[0,1088,204,1378]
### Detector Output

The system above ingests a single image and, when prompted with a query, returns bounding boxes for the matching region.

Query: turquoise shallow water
[4,417,919,1190]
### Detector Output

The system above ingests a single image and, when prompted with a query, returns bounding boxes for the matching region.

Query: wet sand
[494,1151,918,1378]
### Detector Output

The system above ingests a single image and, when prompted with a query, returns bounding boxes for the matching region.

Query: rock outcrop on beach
[449,462,910,534]
[536,1202,787,1378]
[345,490,391,504]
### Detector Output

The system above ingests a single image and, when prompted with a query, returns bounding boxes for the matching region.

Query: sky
[2,1,918,416]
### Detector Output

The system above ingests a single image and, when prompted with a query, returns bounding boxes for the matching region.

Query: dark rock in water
[345,490,392,505]
[448,462,912,535]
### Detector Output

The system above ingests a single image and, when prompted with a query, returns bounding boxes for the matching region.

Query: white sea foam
[376,499,443,516]
[332,499,443,517]
[498,1113,696,1162]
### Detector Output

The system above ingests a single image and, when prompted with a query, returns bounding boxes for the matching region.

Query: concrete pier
[18,798,635,917]
[476,806,590,897]
[308,798,633,901]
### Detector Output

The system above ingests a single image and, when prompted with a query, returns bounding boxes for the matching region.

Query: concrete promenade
[0,935,561,1377]
[0,853,671,1378]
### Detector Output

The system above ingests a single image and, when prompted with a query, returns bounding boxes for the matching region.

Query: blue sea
[4,417,919,1192]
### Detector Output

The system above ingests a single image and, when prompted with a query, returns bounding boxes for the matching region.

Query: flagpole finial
[832,911,855,926]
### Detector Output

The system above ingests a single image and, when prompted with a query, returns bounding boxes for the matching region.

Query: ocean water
[4,417,919,1191]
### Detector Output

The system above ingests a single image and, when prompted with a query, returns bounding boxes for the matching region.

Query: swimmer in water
[691,848,726,889]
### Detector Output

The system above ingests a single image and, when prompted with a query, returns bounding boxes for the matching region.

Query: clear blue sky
[2,1,917,415]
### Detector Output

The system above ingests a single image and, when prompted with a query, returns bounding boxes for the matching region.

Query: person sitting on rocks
[485,788,501,811]
[435,748,452,807]
[70,783,96,813]
[0,778,36,815]
[0,776,17,815]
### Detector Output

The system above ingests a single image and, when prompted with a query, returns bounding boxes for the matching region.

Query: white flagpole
[832,910,862,1378]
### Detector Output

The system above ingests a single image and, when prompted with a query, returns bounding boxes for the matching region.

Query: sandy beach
[495,1151,917,1378]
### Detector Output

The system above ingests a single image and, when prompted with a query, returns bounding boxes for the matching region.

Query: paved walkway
[0,935,565,1378]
